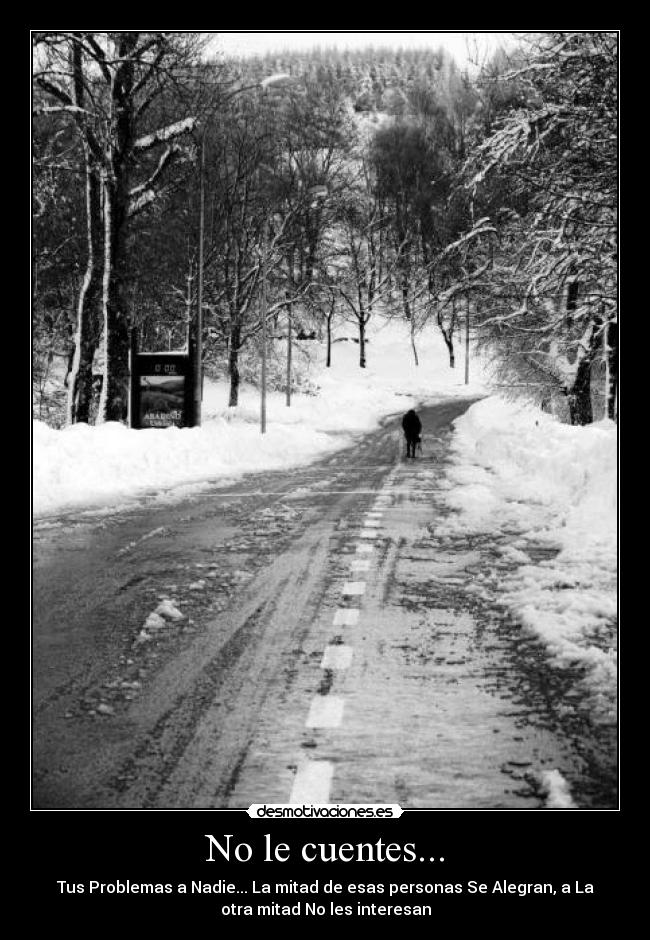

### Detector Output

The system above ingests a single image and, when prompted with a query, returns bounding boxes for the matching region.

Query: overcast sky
[208,32,515,70]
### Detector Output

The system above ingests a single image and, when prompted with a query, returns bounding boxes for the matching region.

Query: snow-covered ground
[437,397,617,720]
[33,318,484,516]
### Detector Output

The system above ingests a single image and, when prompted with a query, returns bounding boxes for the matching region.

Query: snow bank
[33,319,486,516]
[540,769,578,809]
[439,397,617,718]
[32,412,342,516]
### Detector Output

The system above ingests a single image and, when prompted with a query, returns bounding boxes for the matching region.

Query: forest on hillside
[32,32,618,428]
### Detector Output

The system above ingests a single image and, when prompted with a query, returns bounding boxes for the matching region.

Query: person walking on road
[402,408,422,459]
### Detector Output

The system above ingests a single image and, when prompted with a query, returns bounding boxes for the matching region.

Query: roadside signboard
[130,350,194,429]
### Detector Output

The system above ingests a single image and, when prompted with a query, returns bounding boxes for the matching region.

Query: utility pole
[465,293,470,385]
[286,292,292,407]
[261,216,268,434]
[185,259,194,347]
[194,133,205,426]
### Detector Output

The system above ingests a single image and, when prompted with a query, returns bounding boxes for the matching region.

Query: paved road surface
[32,399,616,808]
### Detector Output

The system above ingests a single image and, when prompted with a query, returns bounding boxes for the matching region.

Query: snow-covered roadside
[437,397,617,720]
[33,320,486,516]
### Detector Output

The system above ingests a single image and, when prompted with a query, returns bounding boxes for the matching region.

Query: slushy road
[32,398,616,808]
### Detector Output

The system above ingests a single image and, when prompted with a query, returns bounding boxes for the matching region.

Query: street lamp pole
[194,133,205,426]
[286,290,292,407]
[465,292,470,385]
[261,215,268,434]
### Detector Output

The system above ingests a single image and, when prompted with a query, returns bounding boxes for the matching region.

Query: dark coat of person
[402,409,422,442]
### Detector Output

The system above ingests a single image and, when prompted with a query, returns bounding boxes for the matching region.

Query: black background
[29,808,623,926]
[26,25,626,932]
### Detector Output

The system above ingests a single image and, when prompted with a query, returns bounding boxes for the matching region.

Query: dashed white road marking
[212,487,425,500]
[342,581,366,596]
[333,608,359,626]
[290,760,334,804]
[306,695,345,728]
[288,472,402,802]
[321,645,353,670]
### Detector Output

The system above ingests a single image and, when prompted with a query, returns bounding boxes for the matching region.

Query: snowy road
[32,399,616,808]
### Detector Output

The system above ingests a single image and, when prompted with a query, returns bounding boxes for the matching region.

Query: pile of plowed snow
[439,397,617,718]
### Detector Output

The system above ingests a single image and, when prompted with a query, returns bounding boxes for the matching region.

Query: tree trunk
[359,318,366,368]
[568,356,593,425]
[568,321,605,426]
[326,313,332,367]
[401,273,411,321]
[305,219,318,283]
[98,178,131,422]
[442,329,455,368]
[410,316,419,366]
[98,38,136,424]
[606,320,618,421]
[464,295,470,385]
[228,323,241,407]
[66,157,103,425]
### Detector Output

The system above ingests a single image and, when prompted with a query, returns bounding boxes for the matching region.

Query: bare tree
[334,158,398,368]
[33,32,205,423]
[460,32,618,423]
